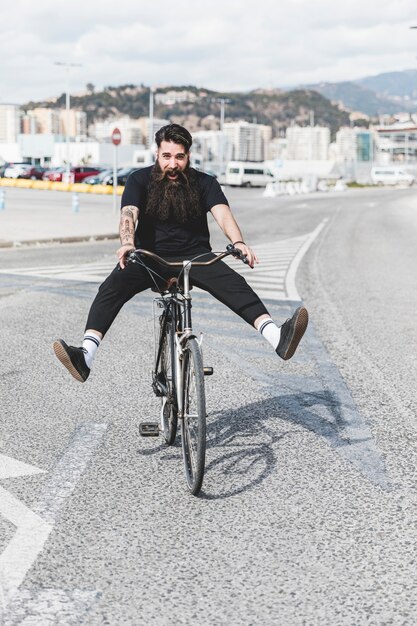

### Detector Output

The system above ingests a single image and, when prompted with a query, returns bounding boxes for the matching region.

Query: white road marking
[0,488,53,611]
[0,457,49,610]
[0,423,107,617]
[0,455,46,480]
[0,219,328,301]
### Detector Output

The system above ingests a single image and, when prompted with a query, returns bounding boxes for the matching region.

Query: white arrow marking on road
[0,486,53,611]
[0,455,50,610]
[0,454,47,480]
[0,422,107,620]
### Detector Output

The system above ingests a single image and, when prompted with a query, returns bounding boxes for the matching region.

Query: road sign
[111,128,121,146]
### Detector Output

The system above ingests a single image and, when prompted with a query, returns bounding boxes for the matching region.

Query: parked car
[42,167,66,182]
[42,166,103,183]
[371,166,415,186]
[18,165,47,180]
[1,162,32,178]
[104,167,139,186]
[83,169,113,185]
[72,166,103,182]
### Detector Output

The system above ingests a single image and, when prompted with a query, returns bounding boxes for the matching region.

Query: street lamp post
[54,61,82,181]
[213,98,230,176]
[148,87,155,151]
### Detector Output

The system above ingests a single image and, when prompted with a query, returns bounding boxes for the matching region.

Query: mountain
[23,85,350,137]
[302,69,417,117]
[357,69,417,99]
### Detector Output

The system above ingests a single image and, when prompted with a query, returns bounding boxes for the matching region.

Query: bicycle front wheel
[160,318,178,445]
[181,338,206,495]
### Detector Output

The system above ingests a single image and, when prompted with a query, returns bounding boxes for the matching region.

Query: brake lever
[117,251,138,271]
[226,244,250,265]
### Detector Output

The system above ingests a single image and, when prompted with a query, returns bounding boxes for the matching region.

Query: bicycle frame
[152,261,194,419]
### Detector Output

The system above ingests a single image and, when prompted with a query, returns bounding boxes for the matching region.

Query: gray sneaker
[276,307,308,361]
[53,339,90,382]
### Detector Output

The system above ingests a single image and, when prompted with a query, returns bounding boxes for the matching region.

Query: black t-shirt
[121,166,229,255]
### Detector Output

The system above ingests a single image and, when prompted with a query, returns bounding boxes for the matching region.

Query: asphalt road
[1,186,417,625]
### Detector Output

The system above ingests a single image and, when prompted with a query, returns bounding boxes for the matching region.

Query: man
[53,123,308,382]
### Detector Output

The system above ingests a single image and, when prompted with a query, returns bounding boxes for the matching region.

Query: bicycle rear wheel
[181,338,206,495]
[159,317,178,445]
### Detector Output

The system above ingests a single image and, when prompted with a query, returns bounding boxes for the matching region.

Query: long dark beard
[145,161,201,223]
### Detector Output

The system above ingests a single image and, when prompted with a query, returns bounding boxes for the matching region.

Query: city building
[335,127,375,163]
[90,116,143,145]
[24,108,61,135]
[269,137,288,160]
[286,125,330,160]
[59,110,87,139]
[137,117,170,147]
[374,121,417,163]
[0,104,23,143]
[223,121,271,162]
[192,130,225,171]
[22,114,38,135]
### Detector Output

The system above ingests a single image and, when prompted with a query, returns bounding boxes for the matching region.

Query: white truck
[371,166,415,186]
[225,161,275,187]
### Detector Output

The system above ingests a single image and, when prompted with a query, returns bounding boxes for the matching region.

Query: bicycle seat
[151,277,193,293]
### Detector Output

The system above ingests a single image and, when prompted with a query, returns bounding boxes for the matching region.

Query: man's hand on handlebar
[117,243,136,269]
[228,242,259,268]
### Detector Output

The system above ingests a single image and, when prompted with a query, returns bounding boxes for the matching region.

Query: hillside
[303,69,417,116]
[23,85,350,137]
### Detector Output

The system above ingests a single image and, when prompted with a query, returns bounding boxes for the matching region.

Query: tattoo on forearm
[119,206,139,245]
[120,218,134,245]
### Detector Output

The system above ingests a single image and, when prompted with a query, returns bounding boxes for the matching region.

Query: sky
[2,0,417,104]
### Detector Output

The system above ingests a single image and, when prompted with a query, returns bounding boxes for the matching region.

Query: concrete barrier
[71,183,92,193]
[0,178,18,187]
[14,179,34,189]
[32,180,53,190]
[0,178,124,196]
[50,182,72,192]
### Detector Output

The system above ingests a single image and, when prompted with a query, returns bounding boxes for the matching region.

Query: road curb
[0,233,118,249]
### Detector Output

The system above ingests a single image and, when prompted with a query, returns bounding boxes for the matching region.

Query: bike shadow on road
[200,388,369,500]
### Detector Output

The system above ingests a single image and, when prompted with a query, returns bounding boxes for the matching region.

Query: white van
[225,161,274,187]
[371,166,415,186]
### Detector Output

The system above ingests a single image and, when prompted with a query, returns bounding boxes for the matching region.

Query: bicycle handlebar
[126,245,249,268]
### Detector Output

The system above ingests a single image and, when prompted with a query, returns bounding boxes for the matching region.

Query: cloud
[1,0,417,103]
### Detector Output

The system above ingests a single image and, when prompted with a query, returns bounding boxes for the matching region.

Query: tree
[86,83,95,95]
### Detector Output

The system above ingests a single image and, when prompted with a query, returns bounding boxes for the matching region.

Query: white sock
[82,332,101,368]
[258,317,281,350]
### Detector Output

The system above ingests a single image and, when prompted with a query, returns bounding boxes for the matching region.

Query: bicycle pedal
[203,367,214,376]
[139,422,160,437]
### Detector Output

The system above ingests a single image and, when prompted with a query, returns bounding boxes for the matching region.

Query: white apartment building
[286,125,330,160]
[334,127,376,163]
[0,103,22,143]
[269,137,288,160]
[223,121,271,162]
[90,116,143,145]
[192,130,223,161]
[335,127,357,161]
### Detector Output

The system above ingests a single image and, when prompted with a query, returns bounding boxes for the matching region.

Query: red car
[42,166,102,183]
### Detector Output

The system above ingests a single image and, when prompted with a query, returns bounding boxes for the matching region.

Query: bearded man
[53,123,308,382]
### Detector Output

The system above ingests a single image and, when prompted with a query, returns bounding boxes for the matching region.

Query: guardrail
[0,178,124,195]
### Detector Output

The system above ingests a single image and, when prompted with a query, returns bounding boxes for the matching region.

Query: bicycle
[126,245,248,496]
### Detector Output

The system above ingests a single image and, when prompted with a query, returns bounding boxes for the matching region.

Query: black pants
[85,254,269,336]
